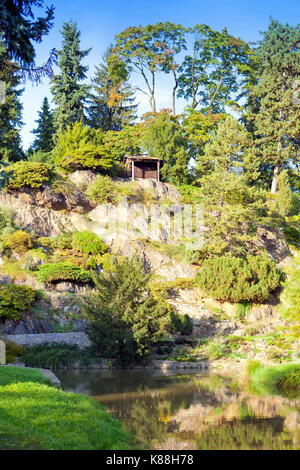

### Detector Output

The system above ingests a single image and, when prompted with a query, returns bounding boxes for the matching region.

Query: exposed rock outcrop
[4,183,93,213]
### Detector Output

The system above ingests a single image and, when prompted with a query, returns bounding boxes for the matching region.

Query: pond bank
[0,366,133,450]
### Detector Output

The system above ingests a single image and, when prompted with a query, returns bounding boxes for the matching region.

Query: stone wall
[5,332,91,349]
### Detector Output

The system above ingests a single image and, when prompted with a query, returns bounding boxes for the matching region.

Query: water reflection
[56,369,300,450]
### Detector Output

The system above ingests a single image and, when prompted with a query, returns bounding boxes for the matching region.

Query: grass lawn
[0,366,133,450]
[247,361,300,398]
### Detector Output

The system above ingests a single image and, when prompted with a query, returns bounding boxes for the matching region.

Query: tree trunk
[271,160,281,194]
[172,69,178,115]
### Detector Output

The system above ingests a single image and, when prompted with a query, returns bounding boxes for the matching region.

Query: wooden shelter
[124,155,161,181]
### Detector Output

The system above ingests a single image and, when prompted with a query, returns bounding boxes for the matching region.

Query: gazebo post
[132,160,135,181]
[157,160,160,182]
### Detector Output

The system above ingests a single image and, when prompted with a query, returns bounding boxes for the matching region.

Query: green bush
[196,255,283,303]
[53,122,113,173]
[72,231,108,256]
[167,310,193,336]
[5,161,50,190]
[7,230,33,253]
[22,343,94,369]
[37,262,92,284]
[86,175,116,203]
[0,206,13,232]
[0,284,36,320]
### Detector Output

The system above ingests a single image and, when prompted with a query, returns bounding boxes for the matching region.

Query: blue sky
[20,0,300,149]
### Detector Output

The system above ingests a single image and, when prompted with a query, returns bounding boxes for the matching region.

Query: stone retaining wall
[5,332,91,349]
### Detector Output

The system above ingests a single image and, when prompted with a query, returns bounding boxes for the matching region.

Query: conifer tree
[273,170,293,216]
[251,19,300,193]
[30,97,55,153]
[0,0,55,82]
[50,21,91,133]
[0,42,24,162]
[88,48,137,131]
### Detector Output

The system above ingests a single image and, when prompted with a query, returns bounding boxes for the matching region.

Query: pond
[56,368,300,450]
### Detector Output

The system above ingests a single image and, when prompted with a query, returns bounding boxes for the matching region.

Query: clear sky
[20,0,300,149]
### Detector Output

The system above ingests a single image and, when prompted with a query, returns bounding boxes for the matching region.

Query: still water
[56,369,300,450]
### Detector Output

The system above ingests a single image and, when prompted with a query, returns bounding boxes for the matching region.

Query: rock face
[67,170,98,189]
[5,332,91,349]
[252,225,290,263]
[4,183,93,214]
[0,192,84,236]
[0,315,54,335]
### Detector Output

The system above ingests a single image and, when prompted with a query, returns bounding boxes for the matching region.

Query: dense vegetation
[196,255,283,303]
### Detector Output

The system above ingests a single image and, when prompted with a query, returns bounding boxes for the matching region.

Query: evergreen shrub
[0,284,36,320]
[196,255,283,303]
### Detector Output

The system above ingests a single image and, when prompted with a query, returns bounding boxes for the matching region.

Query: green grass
[0,366,133,450]
[247,361,300,398]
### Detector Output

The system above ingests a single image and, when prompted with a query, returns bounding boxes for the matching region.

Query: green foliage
[284,223,300,246]
[82,256,169,363]
[196,255,282,303]
[86,175,116,203]
[52,122,113,173]
[236,301,251,321]
[0,206,13,232]
[5,161,50,190]
[0,42,24,162]
[1,338,24,364]
[37,262,92,284]
[88,47,137,131]
[114,23,187,113]
[22,343,94,369]
[273,170,293,216]
[207,339,228,360]
[72,231,108,256]
[0,284,36,320]
[30,97,55,153]
[280,253,300,321]
[178,24,256,112]
[251,20,300,193]
[143,112,189,185]
[0,366,132,450]
[0,1,54,69]
[167,310,193,336]
[50,21,91,133]
[248,362,300,396]
[7,230,32,253]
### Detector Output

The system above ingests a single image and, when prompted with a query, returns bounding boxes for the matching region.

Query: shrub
[280,254,300,321]
[196,254,283,303]
[167,310,193,336]
[37,262,92,284]
[5,161,50,190]
[0,206,13,232]
[37,234,73,251]
[86,175,116,203]
[22,343,93,369]
[0,284,36,320]
[72,231,108,256]
[53,122,113,173]
[7,230,33,253]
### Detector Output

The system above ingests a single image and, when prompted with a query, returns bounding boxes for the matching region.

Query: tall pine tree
[0,42,24,162]
[50,21,91,133]
[251,19,300,193]
[30,97,55,153]
[88,48,137,131]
